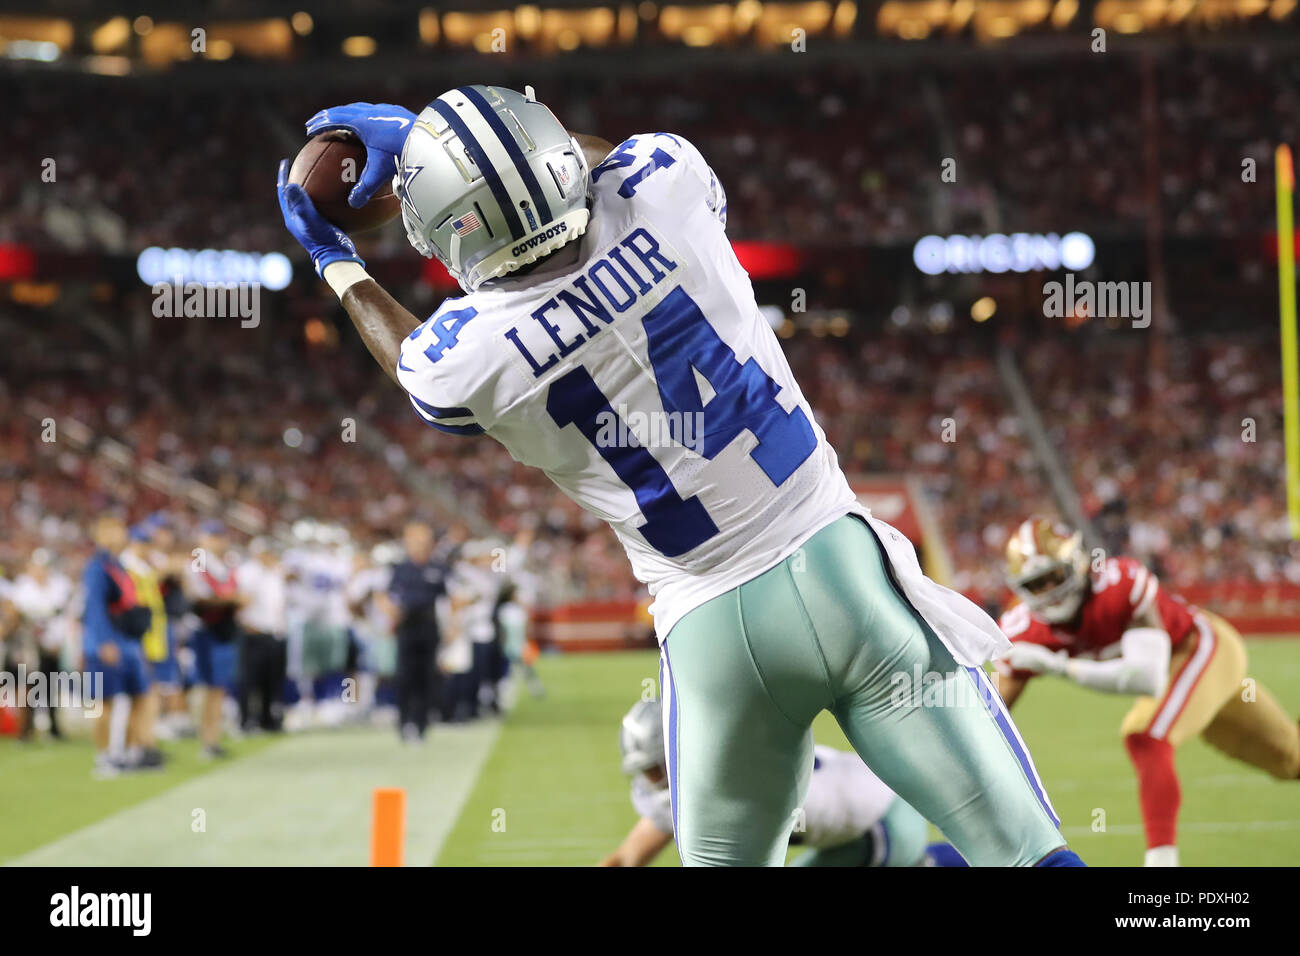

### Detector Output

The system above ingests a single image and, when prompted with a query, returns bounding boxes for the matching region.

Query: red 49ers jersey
[998,557,1197,676]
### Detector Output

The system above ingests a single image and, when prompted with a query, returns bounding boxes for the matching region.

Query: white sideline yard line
[7,723,501,867]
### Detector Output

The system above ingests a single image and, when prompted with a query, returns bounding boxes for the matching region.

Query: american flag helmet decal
[452,211,482,236]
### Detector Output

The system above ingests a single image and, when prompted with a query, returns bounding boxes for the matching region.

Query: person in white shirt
[8,550,76,740]
[345,550,397,716]
[237,539,288,732]
[451,540,509,717]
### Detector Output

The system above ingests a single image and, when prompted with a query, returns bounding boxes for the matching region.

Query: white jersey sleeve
[396,300,487,437]
[394,132,864,640]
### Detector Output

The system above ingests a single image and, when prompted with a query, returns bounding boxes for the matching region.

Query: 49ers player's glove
[1005,643,1070,676]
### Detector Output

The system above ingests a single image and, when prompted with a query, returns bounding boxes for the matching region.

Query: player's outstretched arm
[336,279,420,386]
[598,816,673,867]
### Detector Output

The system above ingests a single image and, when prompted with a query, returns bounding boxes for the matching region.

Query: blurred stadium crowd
[4,316,1290,612]
[4,50,1299,254]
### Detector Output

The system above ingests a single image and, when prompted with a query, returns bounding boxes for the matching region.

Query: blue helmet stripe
[459,86,554,226]
[432,98,526,240]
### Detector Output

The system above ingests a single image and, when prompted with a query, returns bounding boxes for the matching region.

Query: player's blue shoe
[925,842,969,867]
[1036,848,1086,867]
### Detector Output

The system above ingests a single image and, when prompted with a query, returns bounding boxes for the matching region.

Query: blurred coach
[380,522,450,742]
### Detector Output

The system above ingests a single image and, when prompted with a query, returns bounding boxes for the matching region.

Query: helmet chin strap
[448,231,462,273]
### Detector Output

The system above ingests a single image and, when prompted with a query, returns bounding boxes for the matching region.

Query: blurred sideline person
[238,539,288,732]
[491,526,543,705]
[452,540,508,717]
[186,521,244,758]
[119,524,168,769]
[380,522,450,740]
[602,700,964,867]
[441,590,476,721]
[144,513,192,739]
[495,581,543,705]
[82,516,153,778]
[7,549,75,741]
[347,549,399,715]
[282,523,353,726]
[996,517,1300,867]
[0,576,16,729]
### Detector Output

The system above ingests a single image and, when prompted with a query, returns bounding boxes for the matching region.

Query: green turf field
[436,640,1300,866]
[4,638,1298,866]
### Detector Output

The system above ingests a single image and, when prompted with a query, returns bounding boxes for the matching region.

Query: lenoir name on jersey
[501,224,680,379]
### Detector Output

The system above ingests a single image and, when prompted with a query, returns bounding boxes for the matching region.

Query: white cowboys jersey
[450,562,504,644]
[397,133,863,638]
[797,745,898,849]
[631,745,898,849]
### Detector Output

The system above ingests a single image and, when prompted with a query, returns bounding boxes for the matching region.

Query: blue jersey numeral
[642,287,815,486]
[422,306,478,364]
[546,365,719,557]
[544,287,816,557]
[591,137,678,198]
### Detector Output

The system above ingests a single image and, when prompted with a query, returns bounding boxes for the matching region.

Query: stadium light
[342,35,376,56]
[136,247,294,291]
[912,231,1095,275]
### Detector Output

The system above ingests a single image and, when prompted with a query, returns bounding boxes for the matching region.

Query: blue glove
[276,159,364,278]
[305,102,417,208]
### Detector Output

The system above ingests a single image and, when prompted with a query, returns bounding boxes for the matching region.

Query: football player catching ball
[277,86,1084,867]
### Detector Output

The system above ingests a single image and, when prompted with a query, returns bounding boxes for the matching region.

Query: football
[288,130,400,233]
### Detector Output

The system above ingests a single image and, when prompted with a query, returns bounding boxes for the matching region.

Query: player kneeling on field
[996,517,1300,867]
[601,700,967,867]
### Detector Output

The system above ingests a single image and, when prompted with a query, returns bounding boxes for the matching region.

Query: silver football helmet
[619,699,665,776]
[393,84,591,292]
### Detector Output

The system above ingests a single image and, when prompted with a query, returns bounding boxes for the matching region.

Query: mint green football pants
[659,514,1065,867]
